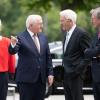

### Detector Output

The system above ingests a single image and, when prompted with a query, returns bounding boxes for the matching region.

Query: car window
[50,46,62,59]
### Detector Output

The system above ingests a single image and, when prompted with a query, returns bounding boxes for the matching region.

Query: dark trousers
[93,82,100,100]
[17,76,46,100]
[64,75,84,100]
[0,72,8,100]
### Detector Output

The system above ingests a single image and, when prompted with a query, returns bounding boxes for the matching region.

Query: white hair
[90,7,100,19]
[26,15,42,28]
[60,9,77,23]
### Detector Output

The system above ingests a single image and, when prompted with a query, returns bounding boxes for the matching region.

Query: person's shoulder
[76,27,91,41]
[39,32,47,38]
[75,27,89,35]
[1,36,11,45]
[17,32,24,37]
[39,32,49,42]
[16,30,26,38]
[3,36,10,42]
[75,27,83,32]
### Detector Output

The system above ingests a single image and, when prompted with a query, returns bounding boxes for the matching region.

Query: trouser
[64,75,84,100]
[0,72,8,100]
[17,75,46,100]
[93,82,100,100]
[91,60,100,100]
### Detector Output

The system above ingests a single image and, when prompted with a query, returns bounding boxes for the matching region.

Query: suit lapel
[65,27,77,52]
[93,35,99,47]
[24,30,40,55]
[38,33,44,54]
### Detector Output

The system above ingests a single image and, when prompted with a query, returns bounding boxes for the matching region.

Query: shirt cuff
[11,43,16,48]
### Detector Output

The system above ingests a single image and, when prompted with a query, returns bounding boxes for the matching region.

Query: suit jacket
[63,27,90,78]
[85,34,100,82]
[85,34,100,58]
[9,30,53,83]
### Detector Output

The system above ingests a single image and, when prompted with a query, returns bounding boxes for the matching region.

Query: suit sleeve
[46,40,53,76]
[84,40,100,58]
[75,33,91,74]
[9,37,21,54]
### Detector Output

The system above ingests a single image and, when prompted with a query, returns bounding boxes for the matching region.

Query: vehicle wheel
[45,82,52,98]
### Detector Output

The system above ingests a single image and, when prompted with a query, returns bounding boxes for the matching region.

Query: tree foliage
[0,0,99,41]
[0,0,22,36]
[18,0,100,12]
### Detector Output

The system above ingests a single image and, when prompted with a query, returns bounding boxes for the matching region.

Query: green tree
[18,0,100,12]
[0,0,22,36]
[0,0,99,41]
[17,0,100,40]
[43,7,62,42]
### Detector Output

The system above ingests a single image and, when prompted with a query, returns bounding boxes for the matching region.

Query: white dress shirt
[64,24,76,52]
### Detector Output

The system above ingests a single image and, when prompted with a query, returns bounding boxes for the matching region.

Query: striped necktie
[33,34,40,53]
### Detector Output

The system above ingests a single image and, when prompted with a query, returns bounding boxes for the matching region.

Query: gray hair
[90,7,100,19]
[60,9,77,23]
[26,15,42,28]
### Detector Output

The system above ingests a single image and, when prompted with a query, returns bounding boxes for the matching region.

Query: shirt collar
[27,29,35,37]
[67,24,76,34]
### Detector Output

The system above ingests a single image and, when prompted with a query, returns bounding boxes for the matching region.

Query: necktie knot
[33,33,38,37]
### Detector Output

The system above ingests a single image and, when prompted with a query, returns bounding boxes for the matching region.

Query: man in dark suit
[60,9,90,100]
[8,15,54,100]
[85,7,100,100]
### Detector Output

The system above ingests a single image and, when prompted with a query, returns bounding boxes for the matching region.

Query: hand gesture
[11,36,18,45]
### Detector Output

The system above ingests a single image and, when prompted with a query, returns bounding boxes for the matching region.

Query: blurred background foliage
[0,0,99,41]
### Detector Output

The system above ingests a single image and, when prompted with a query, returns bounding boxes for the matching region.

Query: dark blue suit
[9,30,53,100]
[85,33,100,100]
[85,35,100,82]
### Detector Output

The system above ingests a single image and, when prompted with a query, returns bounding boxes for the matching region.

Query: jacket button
[37,66,40,69]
